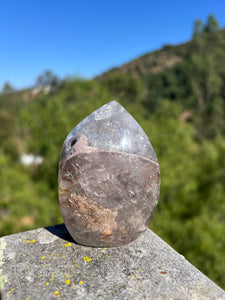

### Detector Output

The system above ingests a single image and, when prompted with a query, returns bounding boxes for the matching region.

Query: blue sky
[1,0,225,90]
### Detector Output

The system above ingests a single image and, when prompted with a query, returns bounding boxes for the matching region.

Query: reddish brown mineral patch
[101,230,113,236]
[71,135,97,156]
[160,271,166,275]
[69,193,117,233]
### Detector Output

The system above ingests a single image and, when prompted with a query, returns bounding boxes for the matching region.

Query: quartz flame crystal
[59,101,160,247]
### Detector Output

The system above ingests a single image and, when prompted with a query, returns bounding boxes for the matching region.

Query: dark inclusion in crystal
[59,101,160,247]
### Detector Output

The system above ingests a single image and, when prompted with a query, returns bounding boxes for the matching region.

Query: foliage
[0,152,62,235]
[100,72,145,103]
[143,26,225,140]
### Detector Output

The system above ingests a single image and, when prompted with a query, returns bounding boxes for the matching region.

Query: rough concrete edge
[148,229,225,293]
[0,237,8,292]
[0,225,224,296]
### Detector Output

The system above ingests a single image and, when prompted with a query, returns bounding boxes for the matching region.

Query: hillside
[100,28,225,81]
[100,41,190,79]
[100,27,225,138]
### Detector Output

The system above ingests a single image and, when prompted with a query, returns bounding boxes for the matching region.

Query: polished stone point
[59,101,160,247]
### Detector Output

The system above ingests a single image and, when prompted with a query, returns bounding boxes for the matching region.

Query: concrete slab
[0,224,224,299]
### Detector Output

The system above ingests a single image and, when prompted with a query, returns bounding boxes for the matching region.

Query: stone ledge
[0,224,224,300]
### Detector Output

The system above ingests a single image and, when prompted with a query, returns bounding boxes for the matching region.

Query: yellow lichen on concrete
[23,239,36,244]
[64,242,72,247]
[83,256,92,262]
[54,291,60,296]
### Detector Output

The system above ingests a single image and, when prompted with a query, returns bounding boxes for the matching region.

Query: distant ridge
[99,40,191,79]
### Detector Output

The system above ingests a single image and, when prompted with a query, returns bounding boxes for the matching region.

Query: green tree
[204,14,220,34]
[36,70,61,92]
[2,82,15,94]
[187,29,225,138]
[193,19,204,39]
